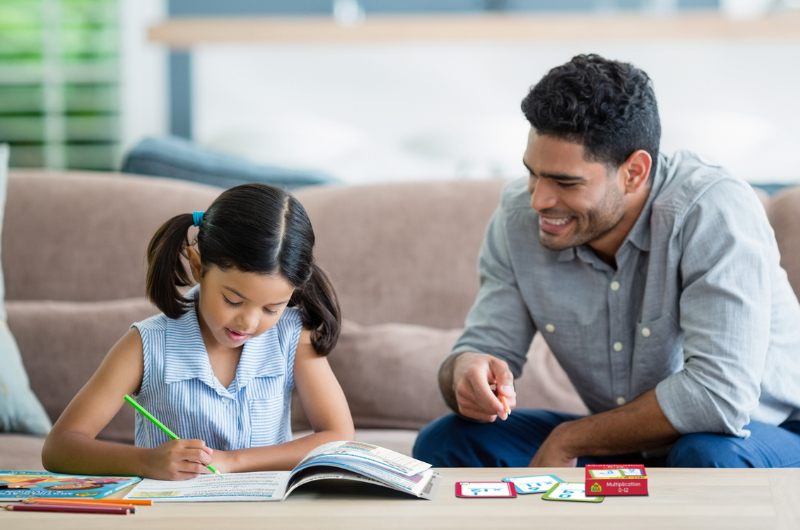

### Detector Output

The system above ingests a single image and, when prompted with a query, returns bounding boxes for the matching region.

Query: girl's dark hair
[521,54,661,180]
[145,184,341,356]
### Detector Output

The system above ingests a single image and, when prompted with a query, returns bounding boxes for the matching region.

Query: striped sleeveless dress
[131,285,301,451]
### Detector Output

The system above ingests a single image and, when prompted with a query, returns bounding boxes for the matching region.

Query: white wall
[193,38,800,185]
[119,0,168,162]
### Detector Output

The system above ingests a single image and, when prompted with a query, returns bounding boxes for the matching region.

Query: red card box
[585,464,648,496]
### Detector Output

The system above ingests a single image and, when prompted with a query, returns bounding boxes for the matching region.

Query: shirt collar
[622,154,668,253]
[162,286,286,395]
[163,294,218,390]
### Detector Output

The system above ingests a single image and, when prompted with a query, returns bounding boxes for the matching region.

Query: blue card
[501,474,564,494]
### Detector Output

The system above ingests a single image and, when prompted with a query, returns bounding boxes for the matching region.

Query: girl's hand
[141,439,214,480]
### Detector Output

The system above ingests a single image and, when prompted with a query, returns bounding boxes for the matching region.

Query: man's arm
[530,388,679,467]
[654,178,774,437]
[441,194,537,421]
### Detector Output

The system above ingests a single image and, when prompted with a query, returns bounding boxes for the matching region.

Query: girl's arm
[215,328,355,473]
[41,329,214,480]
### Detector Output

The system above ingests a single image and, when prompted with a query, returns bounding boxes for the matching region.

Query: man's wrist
[549,419,584,459]
[438,353,463,412]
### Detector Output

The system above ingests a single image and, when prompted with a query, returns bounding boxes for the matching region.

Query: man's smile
[539,213,575,234]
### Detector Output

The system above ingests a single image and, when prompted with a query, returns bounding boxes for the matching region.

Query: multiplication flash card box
[585,464,648,496]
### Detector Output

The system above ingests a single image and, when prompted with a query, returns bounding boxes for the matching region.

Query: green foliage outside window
[0,0,120,170]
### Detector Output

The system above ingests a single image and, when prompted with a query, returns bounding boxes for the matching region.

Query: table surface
[2,467,799,530]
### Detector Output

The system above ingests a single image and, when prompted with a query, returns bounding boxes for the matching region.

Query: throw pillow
[291,319,588,432]
[0,144,52,435]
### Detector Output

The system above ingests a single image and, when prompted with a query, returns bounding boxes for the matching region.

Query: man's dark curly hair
[521,54,660,179]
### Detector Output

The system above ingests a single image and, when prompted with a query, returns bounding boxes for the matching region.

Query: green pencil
[123,394,222,477]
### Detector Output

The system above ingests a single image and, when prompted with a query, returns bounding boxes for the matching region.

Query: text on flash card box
[585,464,648,496]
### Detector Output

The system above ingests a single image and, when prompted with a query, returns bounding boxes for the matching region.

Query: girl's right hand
[141,439,214,480]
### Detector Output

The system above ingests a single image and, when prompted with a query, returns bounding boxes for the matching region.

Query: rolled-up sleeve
[450,205,536,378]
[655,180,773,438]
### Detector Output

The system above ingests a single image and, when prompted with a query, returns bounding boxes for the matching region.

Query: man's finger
[469,375,505,416]
[458,404,499,423]
[489,359,516,399]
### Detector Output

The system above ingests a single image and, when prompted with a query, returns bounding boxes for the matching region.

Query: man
[412,54,800,468]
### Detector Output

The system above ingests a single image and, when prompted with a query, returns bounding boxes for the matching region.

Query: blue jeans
[412,409,800,468]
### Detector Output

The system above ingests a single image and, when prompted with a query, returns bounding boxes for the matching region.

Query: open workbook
[124,441,442,502]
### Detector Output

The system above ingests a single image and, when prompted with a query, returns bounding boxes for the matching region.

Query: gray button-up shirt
[452,151,800,438]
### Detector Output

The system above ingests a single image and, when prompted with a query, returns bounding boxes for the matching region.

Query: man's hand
[447,352,517,422]
[528,422,578,467]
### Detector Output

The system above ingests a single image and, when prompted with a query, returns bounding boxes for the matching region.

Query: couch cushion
[6,298,159,443]
[0,145,52,436]
[768,186,800,301]
[291,319,588,432]
[4,170,222,302]
[122,136,340,190]
[294,180,505,329]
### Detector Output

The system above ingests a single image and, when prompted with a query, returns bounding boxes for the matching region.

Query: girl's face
[188,248,296,351]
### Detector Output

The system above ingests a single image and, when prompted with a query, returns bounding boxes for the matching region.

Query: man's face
[523,130,627,252]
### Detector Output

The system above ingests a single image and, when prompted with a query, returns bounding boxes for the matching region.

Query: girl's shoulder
[131,312,170,334]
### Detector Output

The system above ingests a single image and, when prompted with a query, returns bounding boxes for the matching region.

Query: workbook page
[124,471,291,502]
[297,441,431,476]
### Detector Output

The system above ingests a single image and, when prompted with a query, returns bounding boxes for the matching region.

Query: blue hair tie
[192,211,204,227]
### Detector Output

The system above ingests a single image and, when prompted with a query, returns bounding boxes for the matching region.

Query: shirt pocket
[631,313,684,396]
[247,376,287,447]
[531,314,604,399]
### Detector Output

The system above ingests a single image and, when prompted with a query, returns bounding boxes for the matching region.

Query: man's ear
[186,246,203,283]
[621,150,652,194]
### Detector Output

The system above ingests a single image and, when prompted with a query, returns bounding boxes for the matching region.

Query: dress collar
[162,286,287,395]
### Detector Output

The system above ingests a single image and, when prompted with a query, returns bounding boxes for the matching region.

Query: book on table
[0,471,141,500]
[124,441,442,502]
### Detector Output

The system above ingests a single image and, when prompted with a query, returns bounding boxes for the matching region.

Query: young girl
[42,183,354,480]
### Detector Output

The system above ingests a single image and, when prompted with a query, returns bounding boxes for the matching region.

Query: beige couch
[2,169,798,471]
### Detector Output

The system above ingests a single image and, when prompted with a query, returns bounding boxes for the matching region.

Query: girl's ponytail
[146,213,195,319]
[292,262,341,356]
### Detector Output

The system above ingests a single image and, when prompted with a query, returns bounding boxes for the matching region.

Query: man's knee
[667,433,753,468]
[413,414,458,462]
[412,414,486,467]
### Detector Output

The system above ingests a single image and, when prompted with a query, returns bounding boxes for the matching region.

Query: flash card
[502,474,564,494]
[542,482,604,503]
[455,481,517,498]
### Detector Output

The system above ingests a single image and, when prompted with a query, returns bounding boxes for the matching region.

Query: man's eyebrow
[523,160,586,182]
[223,286,290,306]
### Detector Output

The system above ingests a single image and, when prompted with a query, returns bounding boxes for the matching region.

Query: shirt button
[616,396,627,406]
[222,398,229,405]
[610,281,620,291]
[545,324,555,333]
[641,327,651,337]
[613,342,623,352]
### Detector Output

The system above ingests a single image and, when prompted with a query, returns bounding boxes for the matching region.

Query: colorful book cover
[0,471,141,501]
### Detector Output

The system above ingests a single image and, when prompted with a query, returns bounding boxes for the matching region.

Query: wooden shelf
[149,11,800,48]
